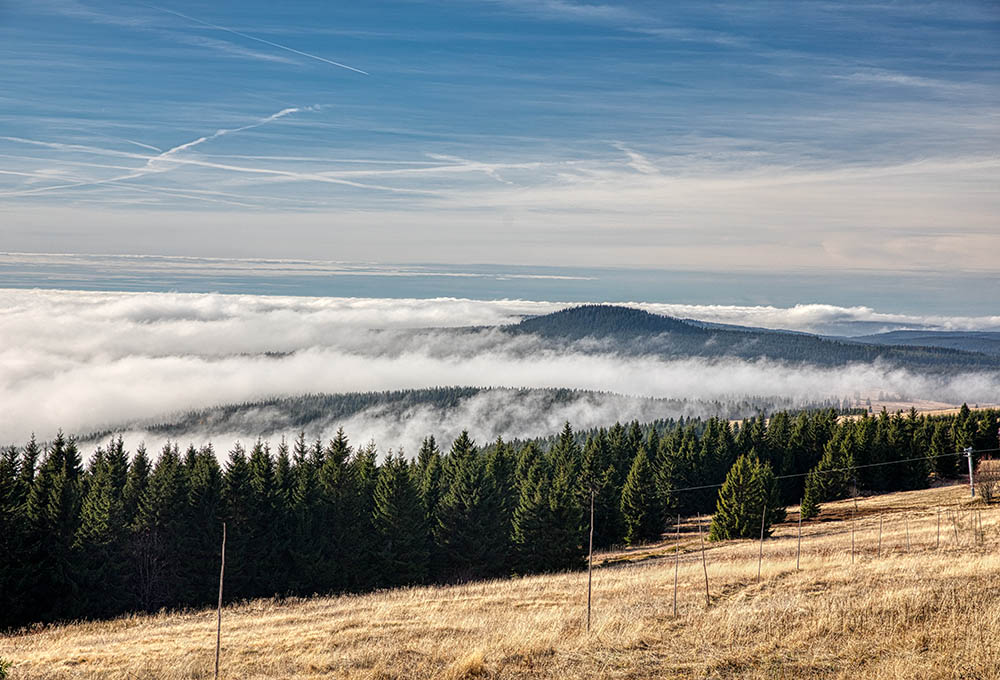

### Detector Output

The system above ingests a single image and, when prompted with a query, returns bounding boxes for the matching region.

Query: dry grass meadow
[4,481,999,679]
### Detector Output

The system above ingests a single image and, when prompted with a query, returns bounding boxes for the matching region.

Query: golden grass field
[3,481,999,679]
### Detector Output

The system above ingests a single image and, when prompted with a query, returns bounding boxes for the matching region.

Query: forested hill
[506,305,1000,371]
[850,330,1000,356]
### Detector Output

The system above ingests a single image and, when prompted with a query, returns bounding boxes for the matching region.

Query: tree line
[1,405,996,630]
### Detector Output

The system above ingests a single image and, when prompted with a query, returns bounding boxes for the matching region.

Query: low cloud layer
[3,288,999,450]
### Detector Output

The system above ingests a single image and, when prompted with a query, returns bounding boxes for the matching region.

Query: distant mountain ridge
[507,305,1000,371]
[850,330,1000,357]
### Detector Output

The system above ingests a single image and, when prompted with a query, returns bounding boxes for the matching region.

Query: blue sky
[1,1,998,272]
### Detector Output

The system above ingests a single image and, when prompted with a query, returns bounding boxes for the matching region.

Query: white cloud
[2,289,999,450]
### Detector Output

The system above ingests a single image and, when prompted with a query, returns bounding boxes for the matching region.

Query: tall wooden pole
[904,513,910,551]
[757,503,766,582]
[851,508,855,564]
[698,516,709,609]
[587,489,594,634]
[966,447,975,498]
[215,522,226,680]
[936,508,941,549]
[796,503,802,571]
[673,514,680,617]
[877,515,882,558]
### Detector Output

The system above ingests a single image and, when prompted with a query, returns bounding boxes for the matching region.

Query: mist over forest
[3,289,999,456]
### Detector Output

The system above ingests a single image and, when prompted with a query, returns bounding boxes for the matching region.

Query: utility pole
[965,447,975,498]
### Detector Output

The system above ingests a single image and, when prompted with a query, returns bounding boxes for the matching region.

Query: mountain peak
[514,304,697,338]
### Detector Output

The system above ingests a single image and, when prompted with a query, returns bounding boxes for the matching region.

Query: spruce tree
[0,445,26,628]
[511,455,553,572]
[620,447,662,546]
[800,470,821,520]
[123,444,150,526]
[75,441,128,617]
[181,446,222,605]
[709,454,779,541]
[132,443,188,610]
[434,451,503,581]
[581,431,623,549]
[547,427,585,571]
[372,453,428,585]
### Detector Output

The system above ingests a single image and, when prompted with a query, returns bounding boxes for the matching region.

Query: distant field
[3,482,997,679]
[849,400,1000,418]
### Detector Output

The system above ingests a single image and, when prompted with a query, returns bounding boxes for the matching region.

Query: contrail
[142,3,370,75]
[151,107,302,166]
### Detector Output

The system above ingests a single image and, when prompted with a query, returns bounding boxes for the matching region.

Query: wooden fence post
[215,522,226,680]
[878,515,882,558]
[757,503,767,582]
[904,513,910,552]
[851,506,856,564]
[587,489,594,634]
[698,516,710,609]
[936,508,940,549]
[673,514,680,617]
[796,503,802,571]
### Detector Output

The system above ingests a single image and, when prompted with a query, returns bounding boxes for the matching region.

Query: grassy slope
[4,483,999,680]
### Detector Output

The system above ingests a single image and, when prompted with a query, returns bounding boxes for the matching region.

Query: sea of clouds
[2,288,999,454]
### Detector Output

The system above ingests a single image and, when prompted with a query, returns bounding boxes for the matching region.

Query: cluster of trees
[97,385,845,446]
[1,406,996,630]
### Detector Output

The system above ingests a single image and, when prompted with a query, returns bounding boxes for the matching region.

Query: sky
[0,1,998,273]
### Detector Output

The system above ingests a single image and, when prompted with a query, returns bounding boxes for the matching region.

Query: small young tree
[800,470,821,520]
[709,454,780,541]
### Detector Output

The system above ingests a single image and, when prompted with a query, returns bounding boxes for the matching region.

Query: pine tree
[316,429,360,591]
[24,432,84,621]
[181,446,222,605]
[546,426,585,571]
[75,439,129,617]
[620,447,661,546]
[221,443,252,599]
[123,444,150,526]
[581,431,623,549]
[132,443,188,610]
[372,453,428,585]
[709,454,779,541]
[245,440,277,597]
[930,421,957,477]
[511,455,553,572]
[0,445,26,628]
[800,470,821,520]
[434,450,503,581]
[485,437,517,571]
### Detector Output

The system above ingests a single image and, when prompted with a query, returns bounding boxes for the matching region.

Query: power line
[667,446,1000,495]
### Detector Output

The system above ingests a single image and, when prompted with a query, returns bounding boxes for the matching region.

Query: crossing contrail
[142,3,370,75]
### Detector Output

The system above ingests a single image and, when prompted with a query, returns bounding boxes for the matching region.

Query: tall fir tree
[372,453,429,585]
[620,447,661,546]
[709,453,780,541]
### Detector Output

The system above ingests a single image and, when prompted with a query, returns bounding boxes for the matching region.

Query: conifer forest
[2,405,995,631]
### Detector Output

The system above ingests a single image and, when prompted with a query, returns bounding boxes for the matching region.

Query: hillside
[851,330,1000,356]
[77,387,833,447]
[4,483,995,680]
[507,305,1000,371]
